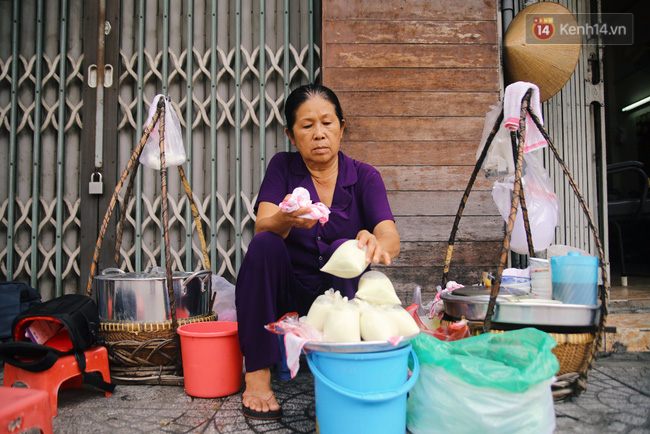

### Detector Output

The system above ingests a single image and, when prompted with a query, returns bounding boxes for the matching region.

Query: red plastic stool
[2,345,112,417]
[0,386,53,434]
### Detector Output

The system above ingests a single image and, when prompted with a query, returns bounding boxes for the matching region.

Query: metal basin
[303,333,420,354]
[440,291,600,327]
[94,267,212,323]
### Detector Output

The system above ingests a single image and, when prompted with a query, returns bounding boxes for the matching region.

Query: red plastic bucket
[177,321,243,398]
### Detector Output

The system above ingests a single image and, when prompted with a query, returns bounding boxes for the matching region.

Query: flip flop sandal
[241,392,283,420]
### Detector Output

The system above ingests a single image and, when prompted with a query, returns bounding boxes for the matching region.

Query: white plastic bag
[140,95,186,170]
[492,152,559,255]
[211,275,236,322]
[407,329,558,434]
[407,365,555,434]
[476,103,515,178]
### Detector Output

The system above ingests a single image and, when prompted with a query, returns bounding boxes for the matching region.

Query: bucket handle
[306,347,420,403]
[182,269,211,288]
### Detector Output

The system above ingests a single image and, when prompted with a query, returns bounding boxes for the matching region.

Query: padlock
[89,172,103,195]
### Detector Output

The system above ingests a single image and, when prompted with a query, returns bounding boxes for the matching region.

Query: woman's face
[287,96,345,166]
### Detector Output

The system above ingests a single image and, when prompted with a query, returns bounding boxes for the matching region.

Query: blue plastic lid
[552,254,597,264]
[550,253,598,284]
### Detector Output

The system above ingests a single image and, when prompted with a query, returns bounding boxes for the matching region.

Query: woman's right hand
[255,199,318,238]
[280,207,320,230]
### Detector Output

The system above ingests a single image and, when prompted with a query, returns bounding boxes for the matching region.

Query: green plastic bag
[407,328,560,434]
[411,327,559,393]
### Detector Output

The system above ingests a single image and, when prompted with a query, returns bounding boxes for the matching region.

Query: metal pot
[440,290,600,327]
[94,267,212,323]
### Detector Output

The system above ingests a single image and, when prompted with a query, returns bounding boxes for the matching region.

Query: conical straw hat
[504,2,581,102]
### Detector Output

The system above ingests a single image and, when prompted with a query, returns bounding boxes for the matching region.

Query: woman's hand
[278,194,319,230]
[356,221,400,266]
[282,208,320,230]
[255,198,318,238]
[356,230,390,265]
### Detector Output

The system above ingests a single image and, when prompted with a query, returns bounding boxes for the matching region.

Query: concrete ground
[42,351,650,433]
[2,274,649,433]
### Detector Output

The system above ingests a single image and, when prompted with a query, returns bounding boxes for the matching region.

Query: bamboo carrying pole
[441,90,609,399]
[86,96,211,371]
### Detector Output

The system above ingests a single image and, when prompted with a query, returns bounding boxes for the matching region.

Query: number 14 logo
[533,17,555,40]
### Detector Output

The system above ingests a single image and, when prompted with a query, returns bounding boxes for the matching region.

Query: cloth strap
[0,341,115,393]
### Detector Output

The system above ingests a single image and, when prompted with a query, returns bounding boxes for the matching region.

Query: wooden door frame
[79,0,121,291]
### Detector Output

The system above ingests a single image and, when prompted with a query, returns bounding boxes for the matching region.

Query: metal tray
[303,333,419,354]
[441,292,600,327]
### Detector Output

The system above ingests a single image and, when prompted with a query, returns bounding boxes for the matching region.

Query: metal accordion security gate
[0,0,321,300]
[504,0,608,264]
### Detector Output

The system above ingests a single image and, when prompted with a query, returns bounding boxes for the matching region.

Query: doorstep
[602,283,650,352]
[603,313,650,352]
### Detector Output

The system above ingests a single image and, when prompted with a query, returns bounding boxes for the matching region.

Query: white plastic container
[530,258,552,300]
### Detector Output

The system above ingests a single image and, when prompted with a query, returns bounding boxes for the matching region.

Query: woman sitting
[235,84,400,420]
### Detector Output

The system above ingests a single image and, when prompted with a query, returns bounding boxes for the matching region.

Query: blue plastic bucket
[306,344,419,434]
[550,252,599,305]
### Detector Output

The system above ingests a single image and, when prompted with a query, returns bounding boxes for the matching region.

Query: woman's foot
[241,367,283,420]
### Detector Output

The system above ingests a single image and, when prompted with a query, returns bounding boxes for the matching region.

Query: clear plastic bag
[476,103,515,178]
[305,288,343,331]
[320,239,367,278]
[140,95,186,170]
[322,297,360,342]
[492,152,559,255]
[407,329,559,434]
[355,270,401,305]
[358,302,398,341]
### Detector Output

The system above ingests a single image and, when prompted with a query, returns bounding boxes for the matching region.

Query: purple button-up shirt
[255,151,395,298]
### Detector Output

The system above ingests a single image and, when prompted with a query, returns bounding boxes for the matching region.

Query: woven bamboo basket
[496,329,595,377]
[439,90,608,401]
[493,328,597,400]
[100,313,216,367]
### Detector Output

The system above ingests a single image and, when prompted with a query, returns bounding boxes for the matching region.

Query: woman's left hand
[356,230,392,266]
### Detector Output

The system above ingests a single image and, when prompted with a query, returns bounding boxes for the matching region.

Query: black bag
[0,294,115,393]
[0,281,41,340]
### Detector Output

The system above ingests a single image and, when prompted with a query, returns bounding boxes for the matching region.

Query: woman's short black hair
[284,84,344,133]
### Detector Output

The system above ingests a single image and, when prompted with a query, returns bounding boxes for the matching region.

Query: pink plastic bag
[406,303,470,341]
[264,312,322,341]
[431,319,470,342]
[265,313,322,378]
[279,187,330,225]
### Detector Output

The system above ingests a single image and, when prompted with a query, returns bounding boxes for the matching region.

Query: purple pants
[235,231,362,372]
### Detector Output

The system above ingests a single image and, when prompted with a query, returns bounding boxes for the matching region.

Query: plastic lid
[550,253,598,284]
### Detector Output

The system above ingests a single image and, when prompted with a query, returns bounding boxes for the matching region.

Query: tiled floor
[604,273,650,352]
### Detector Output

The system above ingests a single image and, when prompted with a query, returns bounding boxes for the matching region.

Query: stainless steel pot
[94,267,212,323]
